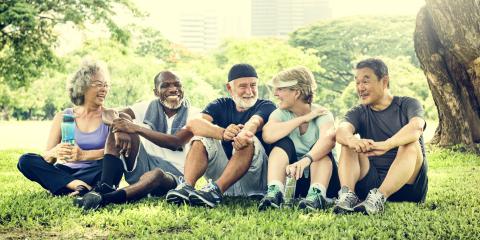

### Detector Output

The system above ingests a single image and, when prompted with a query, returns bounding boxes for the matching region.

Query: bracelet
[302,153,313,166]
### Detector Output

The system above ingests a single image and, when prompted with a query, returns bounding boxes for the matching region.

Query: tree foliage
[288,16,434,118]
[0,15,437,123]
[132,26,194,68]
[0,0,137,88]
[211,38,322,99]
[290,16,418,94]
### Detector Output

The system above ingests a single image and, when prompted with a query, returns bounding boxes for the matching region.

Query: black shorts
[355,160,428,202]
[272,137,340,198]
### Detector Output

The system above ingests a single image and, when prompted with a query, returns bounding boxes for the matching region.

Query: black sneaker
[298,186,328,211]
[258,185,283,211]
[188,180,223,208]
[80,191,104,211]
[353,188,386,215]
[73,183,115,210]
[333,186,360,214]
[166,179,196,205]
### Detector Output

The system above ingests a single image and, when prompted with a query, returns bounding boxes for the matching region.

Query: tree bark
[414,0,480,151]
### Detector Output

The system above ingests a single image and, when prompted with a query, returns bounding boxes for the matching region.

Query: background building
[251,0,331,37]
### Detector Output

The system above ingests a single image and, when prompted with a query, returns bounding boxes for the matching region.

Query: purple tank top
[62,108,109,168]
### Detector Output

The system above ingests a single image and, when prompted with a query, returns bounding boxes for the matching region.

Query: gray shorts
[192,136,268,197]
[122,144,183,185]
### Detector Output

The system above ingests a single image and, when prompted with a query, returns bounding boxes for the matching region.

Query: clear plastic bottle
[61,114,75,145]
[283,175,296,208]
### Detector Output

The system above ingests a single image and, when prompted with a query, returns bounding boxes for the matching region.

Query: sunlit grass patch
[0,148,479,239]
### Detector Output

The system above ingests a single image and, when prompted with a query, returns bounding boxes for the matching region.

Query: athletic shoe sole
[166,192,190,205]
[73,197,84,208]
[258,200,280,211]
[353,205,380,215]
[333,205,355,214]
[298,202,318,211]
[188,193,218,208]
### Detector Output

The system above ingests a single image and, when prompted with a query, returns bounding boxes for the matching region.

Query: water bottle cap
[63,114,75,122]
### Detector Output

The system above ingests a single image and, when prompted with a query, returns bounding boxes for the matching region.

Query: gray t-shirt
[343,96,426,175]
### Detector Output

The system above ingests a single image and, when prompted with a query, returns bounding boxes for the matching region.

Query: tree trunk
[414,0,480,152]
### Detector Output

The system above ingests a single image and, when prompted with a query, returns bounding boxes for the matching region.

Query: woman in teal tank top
[258,66,340,211]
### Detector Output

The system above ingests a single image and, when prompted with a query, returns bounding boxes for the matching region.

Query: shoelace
[337,190,357,205]
[176,176,185,186]
[201,179,218,193]
[266,185,280,198]
[175,176,190,190]
[365,189,385,210]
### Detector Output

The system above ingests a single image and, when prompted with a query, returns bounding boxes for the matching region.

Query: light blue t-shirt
[269,106,334,159]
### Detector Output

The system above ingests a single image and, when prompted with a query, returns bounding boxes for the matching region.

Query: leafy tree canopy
[211,38,323,99]
[0,0,138,88]
[289,16,418,94]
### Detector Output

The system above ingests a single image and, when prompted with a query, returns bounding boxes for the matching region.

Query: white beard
[232,95,257,110]
[161,96,183,110]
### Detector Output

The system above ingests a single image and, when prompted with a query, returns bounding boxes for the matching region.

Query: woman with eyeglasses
[17,59,110,196]
[258,66,340,211]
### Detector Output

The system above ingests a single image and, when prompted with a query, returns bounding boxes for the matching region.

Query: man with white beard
[75,71,199,210]
[166,63,276,208]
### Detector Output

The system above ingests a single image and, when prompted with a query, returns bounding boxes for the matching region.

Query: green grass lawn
[1,148,479,239]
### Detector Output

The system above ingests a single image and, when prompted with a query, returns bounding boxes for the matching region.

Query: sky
[330,0,425,17]
[55,0,426,54]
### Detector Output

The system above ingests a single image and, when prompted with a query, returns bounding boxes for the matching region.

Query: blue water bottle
[61,114,75,145]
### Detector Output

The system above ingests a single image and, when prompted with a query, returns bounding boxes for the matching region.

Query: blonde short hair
[271,66,317,104]
[67,58,109,106]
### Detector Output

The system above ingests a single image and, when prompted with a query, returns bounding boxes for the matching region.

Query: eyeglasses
[90,81,110,89]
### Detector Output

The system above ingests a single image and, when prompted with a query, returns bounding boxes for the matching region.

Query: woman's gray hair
[272,66,317,104]
[67,58,109,106]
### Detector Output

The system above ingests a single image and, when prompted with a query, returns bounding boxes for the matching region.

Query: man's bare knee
[139,168,169,183]
[190,140,207,152]
[233,143,254,160]
[187,140,208,161]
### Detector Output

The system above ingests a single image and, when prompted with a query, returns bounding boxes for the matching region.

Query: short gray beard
[161,98,184,110]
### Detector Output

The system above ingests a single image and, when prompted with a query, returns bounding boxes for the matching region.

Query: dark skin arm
[102,108,136,156]
[112,118,193,151]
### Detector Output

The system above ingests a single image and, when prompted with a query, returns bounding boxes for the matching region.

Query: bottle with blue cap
[61,114,75,145]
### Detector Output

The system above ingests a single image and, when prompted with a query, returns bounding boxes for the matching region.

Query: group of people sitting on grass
[17,57,428,215]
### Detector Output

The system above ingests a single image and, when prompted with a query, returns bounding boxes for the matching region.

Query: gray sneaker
[353,188,387,215]
[166,178,196,205]
[188,179,223,208]
[333,186,359,214]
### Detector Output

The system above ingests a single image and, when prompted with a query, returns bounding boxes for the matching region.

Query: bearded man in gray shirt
[334,58,428,215]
